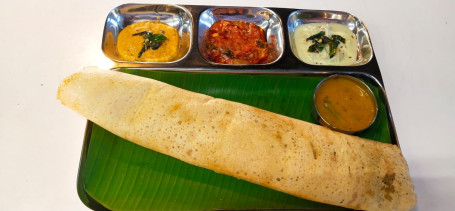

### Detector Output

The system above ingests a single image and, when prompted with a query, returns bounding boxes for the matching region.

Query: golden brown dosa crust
[57,67,416,211]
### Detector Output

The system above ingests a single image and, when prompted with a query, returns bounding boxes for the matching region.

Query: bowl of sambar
[313,74,378,134]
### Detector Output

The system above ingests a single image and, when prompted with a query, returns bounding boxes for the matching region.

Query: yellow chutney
[314,75,378,133]
[117,21,180,62]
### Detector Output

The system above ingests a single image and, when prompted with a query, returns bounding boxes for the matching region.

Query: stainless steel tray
[78,4,399,211]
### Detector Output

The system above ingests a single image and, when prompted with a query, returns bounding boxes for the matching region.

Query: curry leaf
[308,43,325,53]
[306,31,345,58]
[331,35,346,44]
[306,31,325,41]
[133,31,168,58]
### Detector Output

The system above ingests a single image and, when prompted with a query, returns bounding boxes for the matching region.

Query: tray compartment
[288,10,373,66]
[101,4,193,64]
[198,7,285,65]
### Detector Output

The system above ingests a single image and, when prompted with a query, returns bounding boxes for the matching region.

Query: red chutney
[205,20,277,64]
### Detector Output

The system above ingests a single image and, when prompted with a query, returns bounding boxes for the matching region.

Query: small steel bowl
[101,4,193,65]
[198,7,284,65]
[288,10,373,66]
[313,74,378,134]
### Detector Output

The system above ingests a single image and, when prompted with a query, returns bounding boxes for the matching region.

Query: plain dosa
[57,67,416,210]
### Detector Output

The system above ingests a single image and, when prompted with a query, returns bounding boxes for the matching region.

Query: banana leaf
[77,69,391,210]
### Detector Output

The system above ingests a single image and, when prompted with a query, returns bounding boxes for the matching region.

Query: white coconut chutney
[294,23,357,65]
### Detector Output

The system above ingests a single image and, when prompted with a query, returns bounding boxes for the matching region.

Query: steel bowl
[198,7,284,65]
[288,10,373,66]
[313,74,378,134]
[101,4,193,65]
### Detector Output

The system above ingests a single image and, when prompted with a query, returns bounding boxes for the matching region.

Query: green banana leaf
[77,69,391,210]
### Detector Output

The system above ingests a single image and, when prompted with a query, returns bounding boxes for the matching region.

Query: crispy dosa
[57,67,416,210]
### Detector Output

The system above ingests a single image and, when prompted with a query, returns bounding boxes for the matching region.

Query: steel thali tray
[78,4,398,211]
